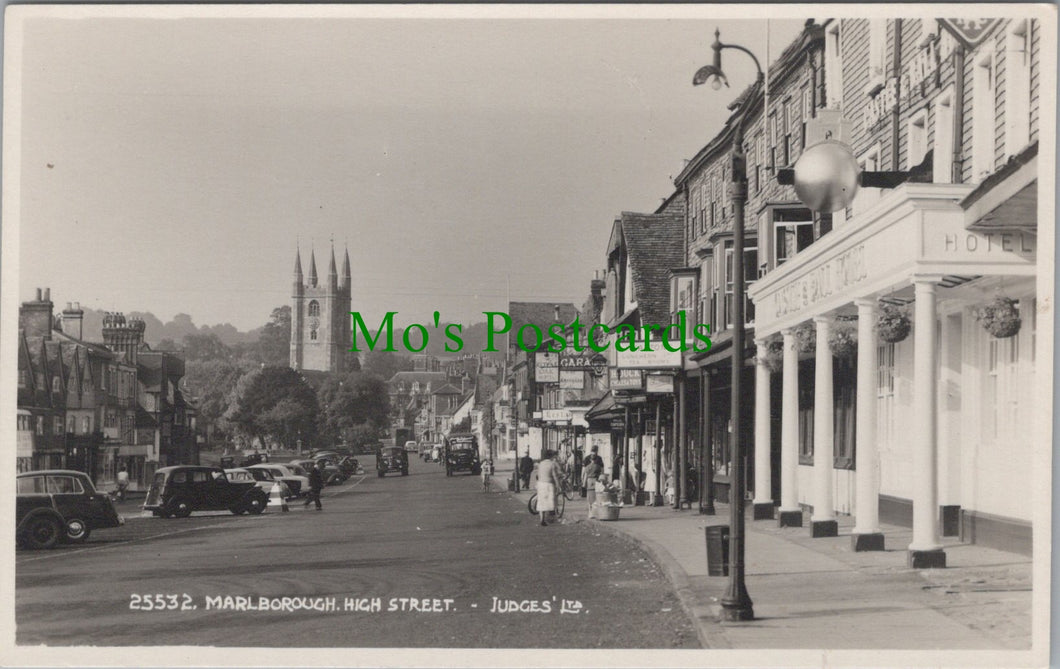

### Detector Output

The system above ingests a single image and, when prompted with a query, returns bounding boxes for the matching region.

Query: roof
[431,383,462,395]
[962,141,1038,233]
[388,371,448,386]
[508,302,580,340]
[619,211,687,327]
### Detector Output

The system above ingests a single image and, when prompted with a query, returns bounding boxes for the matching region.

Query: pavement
[490,461,1034,655]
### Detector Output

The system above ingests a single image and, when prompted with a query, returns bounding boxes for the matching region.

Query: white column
[779,328,800,523]
[753,339,773,514]
[852,299,881,537]
[811,317,836,533]
[909,279,944,562]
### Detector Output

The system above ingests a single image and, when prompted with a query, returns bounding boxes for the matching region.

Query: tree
[317,371,391,444]
[182,332,230,362]
[156,338,179,352]
[226,366,319,449]
[183,358,249,441]
[361,350,414,381]
[256,306,291,367]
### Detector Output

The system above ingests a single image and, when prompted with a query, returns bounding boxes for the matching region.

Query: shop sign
[646,374,675,394]
[773,244,868,319]
[609,368,643,390]
[534,351,559,383]
[610,418,625,431]
[938,18,1001,49]
[559,370,584,390]
[532,411,542,420]
[542,409,572,422]
[615,346,682,369]
[560,352,608,377]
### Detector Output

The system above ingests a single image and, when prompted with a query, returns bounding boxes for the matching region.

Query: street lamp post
[694,27,762,622]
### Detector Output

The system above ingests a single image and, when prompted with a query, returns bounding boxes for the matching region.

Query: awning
[585,392,622,421]
[962,141,1037,233]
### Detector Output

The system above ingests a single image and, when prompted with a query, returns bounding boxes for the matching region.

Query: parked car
[289,458,345,486]
[143,466,268,518]
[238,451,270,467]
[248,463,308,498]
[16,470,124,548]
[443,434,481,476]
[376,446,409,477]
[225,467,290,501]
[404,440,419,453]
[311,451,360,477]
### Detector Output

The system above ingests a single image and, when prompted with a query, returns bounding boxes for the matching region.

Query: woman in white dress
[536,450,561,526]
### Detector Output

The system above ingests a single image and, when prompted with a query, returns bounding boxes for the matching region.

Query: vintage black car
[143,466,268,518]
[443,434,481,476]
[376,446,408,477]
[16,470,124,548]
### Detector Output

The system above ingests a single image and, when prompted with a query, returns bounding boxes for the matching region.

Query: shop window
[906,108,928,171]
[798,360,815,464]
[971,51,996,181]
[833,357,857,469]
[876,343,896,446]
[932,88,955,183]
[308,300,320,317]
[772,207,815,266]
[1006,20,1032,156]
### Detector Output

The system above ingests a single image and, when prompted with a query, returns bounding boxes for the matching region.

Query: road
[16,456,699,648]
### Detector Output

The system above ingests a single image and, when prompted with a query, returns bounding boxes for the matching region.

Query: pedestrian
[481,458,494,492]
[115,466,129,502]
[582,454,602,519]
[304,460,324,511]
[536,450,562,526]
[518,451,534,489]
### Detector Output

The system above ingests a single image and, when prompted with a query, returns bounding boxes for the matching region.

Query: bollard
[268,481,289,513]
[705,525,729,576]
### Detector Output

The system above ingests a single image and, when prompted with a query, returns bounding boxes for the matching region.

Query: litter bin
[705,525,730,577]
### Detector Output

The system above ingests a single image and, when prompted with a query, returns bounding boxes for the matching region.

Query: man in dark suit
[304,461,325,511]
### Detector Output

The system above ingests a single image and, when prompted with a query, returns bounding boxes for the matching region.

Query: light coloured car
[225,468,290,501]
[247,463,308,498]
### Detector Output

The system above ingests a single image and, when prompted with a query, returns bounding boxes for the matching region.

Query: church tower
[290,242,352,373]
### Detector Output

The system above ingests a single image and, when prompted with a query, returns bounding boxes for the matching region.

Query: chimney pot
[43,288,50,301]
[36,288,42,301]
[74,302,80,310]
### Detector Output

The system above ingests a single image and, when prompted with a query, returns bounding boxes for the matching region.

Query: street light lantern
[793,140,861,213]
[692,29,729,89]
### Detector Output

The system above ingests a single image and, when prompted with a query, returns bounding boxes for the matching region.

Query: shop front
[749,180,1038,564]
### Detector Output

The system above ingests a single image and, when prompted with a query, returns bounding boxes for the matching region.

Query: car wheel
[229,505,245,515]
[244,492,266,515]
[65,518,91,543]
[167,497,192,518]
[23,514,62,549]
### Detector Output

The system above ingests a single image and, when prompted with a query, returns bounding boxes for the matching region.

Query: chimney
[19,287,55,340]
[61,301,85,341]
[102,312,146,365]
[553,305,561,322]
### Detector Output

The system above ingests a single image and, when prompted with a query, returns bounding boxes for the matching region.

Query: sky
[12,7,806,332]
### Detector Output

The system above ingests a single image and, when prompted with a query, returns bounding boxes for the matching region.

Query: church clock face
[309,317,320,329]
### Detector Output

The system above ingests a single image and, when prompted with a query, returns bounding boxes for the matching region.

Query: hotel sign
[615,346,682,369]
[938,19,1001,49]
[773,244,868,319]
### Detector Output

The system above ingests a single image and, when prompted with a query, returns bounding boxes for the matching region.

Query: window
[18,369,26,387]
[833,357,857,468]
[52,376,60,393]
[721,242,759,328]
[867,20,887,93]
[54,417,64,435]
[773,207,815,266]
[17,476,46,494]
[798,360,815,464]
[308,300,320,317]
[932,88,955,183]
[971,51,996,180]
[47,475,83,494]
[36,416,44,436]
[780,100,790,166]
[710,176,718,227]
[907,108,928,170]
[699,183,707,234]
[854,145,882,214]
[310,329,318,341]
[877,343,895,397]
[1006,20,1032,156]
[825,23,843,109]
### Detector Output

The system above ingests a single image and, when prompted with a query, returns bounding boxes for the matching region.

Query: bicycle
[527,474,575,518]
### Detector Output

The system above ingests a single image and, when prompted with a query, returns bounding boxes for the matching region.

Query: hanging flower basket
[757,339,785,372]
[876,304,911,343]
[794,323,816,356]
[828,325,858,358]
[978,296,1022,338]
